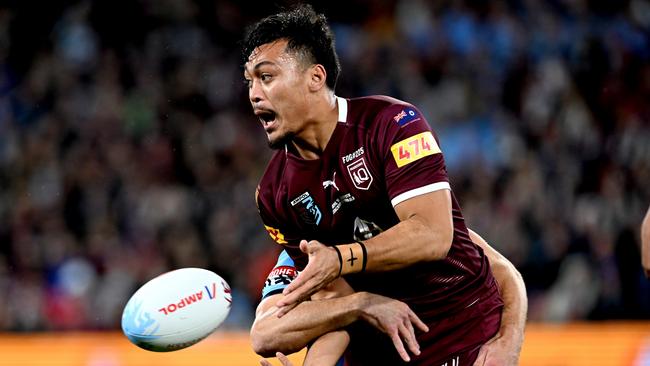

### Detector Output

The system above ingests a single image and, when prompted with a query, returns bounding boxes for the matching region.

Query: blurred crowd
[0,0,648,331]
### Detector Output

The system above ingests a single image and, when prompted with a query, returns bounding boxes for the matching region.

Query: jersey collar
[336,96,347,123]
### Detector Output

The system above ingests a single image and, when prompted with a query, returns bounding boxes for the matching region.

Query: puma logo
[322,172,339,191]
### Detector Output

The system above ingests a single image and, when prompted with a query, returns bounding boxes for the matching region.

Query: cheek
[274,88,301,115]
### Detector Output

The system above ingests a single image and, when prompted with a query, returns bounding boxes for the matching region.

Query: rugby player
[243,5,526,365]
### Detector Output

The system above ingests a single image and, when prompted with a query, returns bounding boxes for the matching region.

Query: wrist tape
[334,241,367,275]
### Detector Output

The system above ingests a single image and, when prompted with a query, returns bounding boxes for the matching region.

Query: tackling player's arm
[251,278,353,358]
[252,277,427,362]
[258,287,350,366]
[468,229,527,366]
[642,205,650,278]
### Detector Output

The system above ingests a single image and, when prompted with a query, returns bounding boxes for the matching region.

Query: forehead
[245,39,298,72]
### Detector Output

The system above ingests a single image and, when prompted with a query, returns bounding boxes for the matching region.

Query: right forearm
[469,229,527,356]
[251,293,365,356]
[494,260,527,350]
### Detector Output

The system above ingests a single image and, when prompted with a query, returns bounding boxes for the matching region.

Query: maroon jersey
[256,96,503,364]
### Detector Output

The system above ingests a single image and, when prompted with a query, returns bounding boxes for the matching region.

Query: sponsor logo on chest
[290,192,323,226]
[331,192,355,214]
[342,147,365,164]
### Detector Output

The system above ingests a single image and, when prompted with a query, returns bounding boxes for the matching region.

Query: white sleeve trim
[391,182,451,207]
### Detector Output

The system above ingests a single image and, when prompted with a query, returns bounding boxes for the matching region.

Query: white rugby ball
[121,268,232,352]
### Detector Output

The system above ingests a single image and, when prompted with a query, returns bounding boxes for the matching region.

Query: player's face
[244,39,312,149]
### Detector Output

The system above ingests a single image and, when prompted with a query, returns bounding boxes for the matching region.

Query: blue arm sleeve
[261,250,299,300]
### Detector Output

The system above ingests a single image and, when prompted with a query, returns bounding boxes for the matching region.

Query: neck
[291,92,338,160]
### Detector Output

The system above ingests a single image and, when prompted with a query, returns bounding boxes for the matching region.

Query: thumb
[299,240,310,254]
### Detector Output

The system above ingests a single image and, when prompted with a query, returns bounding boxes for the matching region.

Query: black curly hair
[242,4,341,90]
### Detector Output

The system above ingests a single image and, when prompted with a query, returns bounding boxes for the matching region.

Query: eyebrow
[253,60,276,70]
[244,60,278,77]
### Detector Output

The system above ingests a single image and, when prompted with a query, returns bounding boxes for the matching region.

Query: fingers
[277,275,318,307]
[402,319,421,356]
[259,353,294,366]
[278,239,340,308]
[409,310,429,333]
[279,264,313,301]
[389,330,411,362]
[276,352,294,366]
[278,240,318,304]
[299,239,310,254]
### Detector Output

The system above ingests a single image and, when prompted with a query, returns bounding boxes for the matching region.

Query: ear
[307,64,327,92]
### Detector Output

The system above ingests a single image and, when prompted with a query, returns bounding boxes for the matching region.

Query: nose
[249,79,263,104]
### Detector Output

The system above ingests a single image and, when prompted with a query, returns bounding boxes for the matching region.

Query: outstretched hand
[276,240,340,314]
[359,292,429,362]
[472,332,520,366]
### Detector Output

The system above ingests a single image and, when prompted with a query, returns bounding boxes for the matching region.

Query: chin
[268,131,294,150]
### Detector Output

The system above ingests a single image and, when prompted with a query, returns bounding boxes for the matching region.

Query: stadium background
[0,0,648,364]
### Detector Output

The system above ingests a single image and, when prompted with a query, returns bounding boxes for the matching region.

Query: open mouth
[256,110,277,130]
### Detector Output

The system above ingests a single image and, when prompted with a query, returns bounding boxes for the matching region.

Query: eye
[243,79,252,88]
[261,73,272,82]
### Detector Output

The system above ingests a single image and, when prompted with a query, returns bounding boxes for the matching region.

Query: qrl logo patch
[390,131,441,168]
[347,158,373,190]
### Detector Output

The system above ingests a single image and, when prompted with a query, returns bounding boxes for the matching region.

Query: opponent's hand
[260,352,294,366]
[276,240,340,312]
[358,292,429,362]
[472,332,520,366]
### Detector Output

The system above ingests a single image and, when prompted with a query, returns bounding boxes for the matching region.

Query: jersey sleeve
[374,104,450,207]
[256,185,308,269]
[261,250,299,300]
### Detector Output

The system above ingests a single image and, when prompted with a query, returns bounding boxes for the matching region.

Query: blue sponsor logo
[290,192,322,226]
